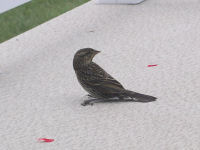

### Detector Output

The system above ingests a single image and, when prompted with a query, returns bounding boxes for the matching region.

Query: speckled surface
[0,0,200,149]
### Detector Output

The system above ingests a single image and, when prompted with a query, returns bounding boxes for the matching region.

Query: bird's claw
[81,100,94,106]
[86,94,95,98]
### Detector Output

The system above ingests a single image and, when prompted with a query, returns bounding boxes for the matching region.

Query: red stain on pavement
[38,138,54,143]
[148,64,158,67]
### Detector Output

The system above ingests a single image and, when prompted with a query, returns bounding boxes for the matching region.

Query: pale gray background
[0,0,200,149]
[0,0,31,14]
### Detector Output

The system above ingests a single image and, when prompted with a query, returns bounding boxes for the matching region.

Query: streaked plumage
[73,48,157,106]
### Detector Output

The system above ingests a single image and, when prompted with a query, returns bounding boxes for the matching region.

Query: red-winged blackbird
[73,48,157,106]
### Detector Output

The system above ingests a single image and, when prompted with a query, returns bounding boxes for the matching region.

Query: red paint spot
[38,138,54,143]
[148,64,158,67]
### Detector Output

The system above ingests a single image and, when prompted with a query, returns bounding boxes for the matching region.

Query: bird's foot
[81,99,95,106]
[86,94,95,98]
[81,98,110,106]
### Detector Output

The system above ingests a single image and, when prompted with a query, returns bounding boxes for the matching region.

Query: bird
[73,48,157,106]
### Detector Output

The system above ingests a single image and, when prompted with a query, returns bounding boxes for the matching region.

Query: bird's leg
[81,97,132,106]
[81,95,97,106]
[81,98,104,106]
[81,98,110,106]
[86,94,95,98]
[82,98,120,106]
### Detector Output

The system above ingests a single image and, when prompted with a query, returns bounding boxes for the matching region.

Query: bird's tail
[123,90,157,102]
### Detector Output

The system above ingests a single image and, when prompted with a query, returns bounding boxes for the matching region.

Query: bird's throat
[73,57,92,70]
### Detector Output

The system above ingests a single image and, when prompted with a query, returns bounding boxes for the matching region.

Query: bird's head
[73,48,100,66]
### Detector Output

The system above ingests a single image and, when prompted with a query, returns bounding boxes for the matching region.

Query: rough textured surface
[0,0,200,149]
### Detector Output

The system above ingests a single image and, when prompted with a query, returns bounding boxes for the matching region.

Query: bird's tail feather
[123,90,157,102]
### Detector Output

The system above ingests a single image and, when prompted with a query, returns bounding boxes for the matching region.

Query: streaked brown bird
[73,48,157,106]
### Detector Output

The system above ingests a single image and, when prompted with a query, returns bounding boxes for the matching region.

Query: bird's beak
[94,50,100,55]
[91,50,100,60]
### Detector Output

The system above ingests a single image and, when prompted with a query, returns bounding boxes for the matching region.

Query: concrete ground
[96,0,145,4]
[0,0,31,14]
[0,0,200,149]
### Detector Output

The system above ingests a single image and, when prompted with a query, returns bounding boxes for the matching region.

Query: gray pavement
[0,0,200,149]
[0,0,30,14]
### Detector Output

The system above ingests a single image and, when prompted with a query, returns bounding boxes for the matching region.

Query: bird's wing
[85,62,125,90]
